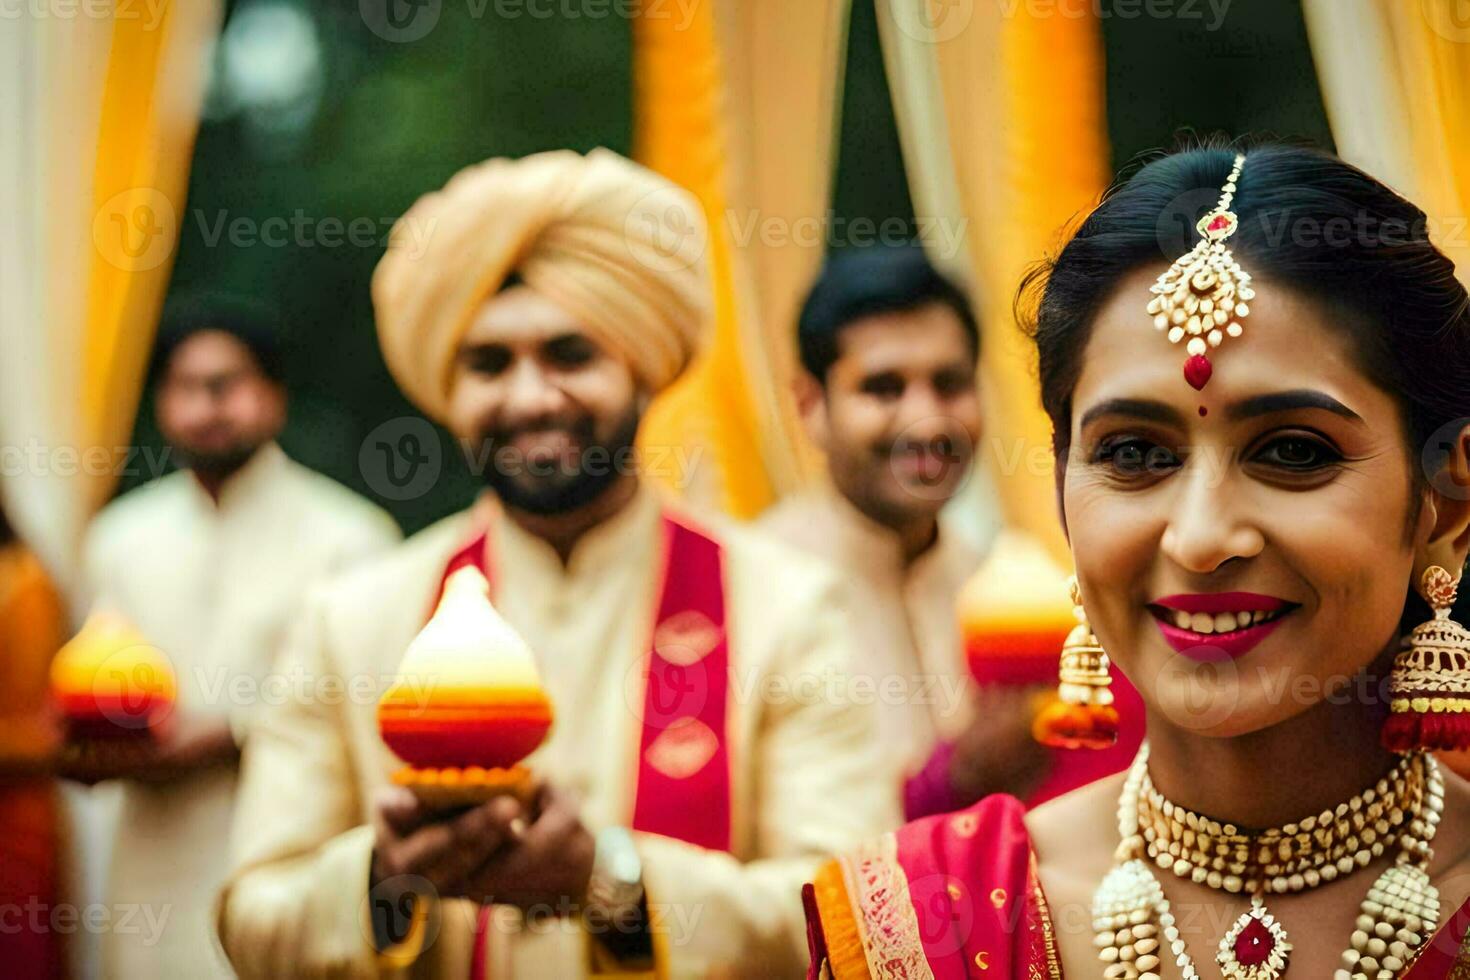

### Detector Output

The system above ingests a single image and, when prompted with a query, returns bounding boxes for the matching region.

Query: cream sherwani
[218,483,897,979]
[82,443,401,979]
[757,490,984,774]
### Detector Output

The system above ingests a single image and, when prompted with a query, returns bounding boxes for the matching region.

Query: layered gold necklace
[1093,744,1443,980]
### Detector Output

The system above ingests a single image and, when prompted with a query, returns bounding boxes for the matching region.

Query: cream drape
[874,0,1111,561]
[1302,0,1470,290]
[633,0,849,517]
[0,1,219,597]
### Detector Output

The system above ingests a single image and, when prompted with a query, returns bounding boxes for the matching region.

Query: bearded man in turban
[216,149,896,979]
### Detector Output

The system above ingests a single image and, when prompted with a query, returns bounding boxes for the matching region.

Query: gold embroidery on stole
[838,833,936,980]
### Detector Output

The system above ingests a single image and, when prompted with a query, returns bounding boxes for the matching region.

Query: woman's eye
[1255,435,1342,470]
[1095,438,1178,476]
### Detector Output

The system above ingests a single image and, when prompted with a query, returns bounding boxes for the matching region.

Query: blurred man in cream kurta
[218,149,896,980]
[760,246,1049,821]
[80,305,400,978]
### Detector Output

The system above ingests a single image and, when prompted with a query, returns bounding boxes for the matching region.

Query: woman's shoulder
[1027,770,1127,898]
[805,794,1046,980]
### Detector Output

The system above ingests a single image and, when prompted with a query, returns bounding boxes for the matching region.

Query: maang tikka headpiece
[1146,152,1255,390]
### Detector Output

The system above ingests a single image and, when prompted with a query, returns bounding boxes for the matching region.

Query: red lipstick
[1153,592,1289,614]
[1150,593,1295,661]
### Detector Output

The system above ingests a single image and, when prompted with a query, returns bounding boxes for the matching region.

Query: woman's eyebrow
[1078,398,1183,430]
[1224,389,1365,424]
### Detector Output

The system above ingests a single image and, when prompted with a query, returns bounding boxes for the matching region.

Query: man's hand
[55,712,239,785]
[947,685,1052,805]
[370,782,596,914]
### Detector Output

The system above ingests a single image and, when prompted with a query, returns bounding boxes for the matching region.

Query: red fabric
[0,781,64,980]
[629,517,732,851]
[890,794,1053,979]
[468,904,493,980]
[1403,892,1470,978]
[451,514,734,975]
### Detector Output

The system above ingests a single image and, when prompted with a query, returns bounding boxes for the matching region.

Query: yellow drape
[1302,0,1470,290]
[1303,0,1470,780]
[875,0,1110,561]
[0,2,218,596]
[633,0,849,517]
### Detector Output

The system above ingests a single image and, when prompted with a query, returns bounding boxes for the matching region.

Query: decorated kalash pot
[958,533,1077,714]
[377,565,553,811]
[49,611,177,745]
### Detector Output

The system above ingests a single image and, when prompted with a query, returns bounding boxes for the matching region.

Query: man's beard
[475,407,640,516]
[173,440,263,482]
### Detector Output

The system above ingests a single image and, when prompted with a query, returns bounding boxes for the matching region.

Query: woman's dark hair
[1019,142,1470,481]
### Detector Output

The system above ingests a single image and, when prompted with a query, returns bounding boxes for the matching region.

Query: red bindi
[1198,405,1208,417]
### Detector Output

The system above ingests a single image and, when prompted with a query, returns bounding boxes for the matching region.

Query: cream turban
[372,148,712,421]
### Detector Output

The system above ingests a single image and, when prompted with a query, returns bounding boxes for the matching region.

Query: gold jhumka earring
[1384,564,1470,751]
[1033,575,1117,750]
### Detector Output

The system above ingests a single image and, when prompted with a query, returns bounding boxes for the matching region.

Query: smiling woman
[802,143,1470,980]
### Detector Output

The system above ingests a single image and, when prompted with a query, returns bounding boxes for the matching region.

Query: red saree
[0,546,67,980]
[807,795,1470,979]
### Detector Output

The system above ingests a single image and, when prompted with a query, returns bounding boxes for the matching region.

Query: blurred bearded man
[217,149,895,980]
[77,299,400,978]
[760,245,1051,820]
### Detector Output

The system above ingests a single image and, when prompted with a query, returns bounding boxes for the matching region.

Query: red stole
[436,511,734,849]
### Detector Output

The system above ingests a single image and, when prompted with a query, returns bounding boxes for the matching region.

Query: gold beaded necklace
[1093,744,1442,980]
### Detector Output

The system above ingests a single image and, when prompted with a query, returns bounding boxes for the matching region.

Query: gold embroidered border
[838,833,936,980]
[1029,853,1063,980]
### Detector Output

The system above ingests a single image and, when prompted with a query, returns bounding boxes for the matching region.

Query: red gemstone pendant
[1234,918,1275,967]
[1184,354,1213,390]
[1217,899,1291,980]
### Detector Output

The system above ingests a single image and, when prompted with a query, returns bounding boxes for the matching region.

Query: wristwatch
[585,826,645,926]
